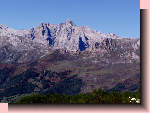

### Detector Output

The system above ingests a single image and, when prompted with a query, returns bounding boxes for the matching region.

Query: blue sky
[0,0,140,38]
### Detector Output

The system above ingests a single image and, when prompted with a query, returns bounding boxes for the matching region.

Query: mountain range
[0,19,140,102]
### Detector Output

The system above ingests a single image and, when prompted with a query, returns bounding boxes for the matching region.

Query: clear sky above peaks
[0,0,140,38]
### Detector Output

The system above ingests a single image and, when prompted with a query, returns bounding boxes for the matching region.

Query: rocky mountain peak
[64,19,76,26]
[0,20,140,63]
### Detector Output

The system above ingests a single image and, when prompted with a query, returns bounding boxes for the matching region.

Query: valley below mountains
[0,19,140,103]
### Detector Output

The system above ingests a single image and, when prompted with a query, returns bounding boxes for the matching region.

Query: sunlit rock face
[0,19,140,63]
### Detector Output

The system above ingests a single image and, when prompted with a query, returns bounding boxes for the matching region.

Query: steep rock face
[27,19,124,52]
[0,20,140,64]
